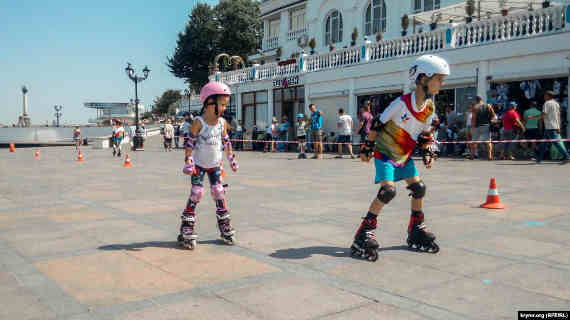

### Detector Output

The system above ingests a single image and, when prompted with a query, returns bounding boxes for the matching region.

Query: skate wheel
[429,242,440,254]
[366,249,378,262]
[183,239,196,250]
[223,235,236,245]
[350,246,359,257]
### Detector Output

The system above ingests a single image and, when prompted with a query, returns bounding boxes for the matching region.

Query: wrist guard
[222,133,231,150]
[360,140,375,158]
[185,133,197,150]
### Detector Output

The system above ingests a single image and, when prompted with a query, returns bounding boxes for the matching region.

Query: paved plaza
[1,137,569,320]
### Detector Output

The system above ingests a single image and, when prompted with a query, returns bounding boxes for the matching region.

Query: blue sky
[0,0,218,125]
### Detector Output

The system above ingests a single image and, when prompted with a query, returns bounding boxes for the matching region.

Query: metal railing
[212,5,568,85]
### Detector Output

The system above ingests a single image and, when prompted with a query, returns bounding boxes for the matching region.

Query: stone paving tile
[117,294,263,320]
[35,251,192,307]
[541,250,570,269]
[323,301,430,320]
[328,258,461,296]
[380,246,515,277]
[412,277,570,320]
[219,276,370,320]
[455,234,566,259]
[7,230,98,258]
[0,286,57,320]
[122,244,281,288]
[475,263,570,301]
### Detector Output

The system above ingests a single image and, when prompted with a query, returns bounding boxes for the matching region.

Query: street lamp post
[54,105,63,127]
[125,63,150,151]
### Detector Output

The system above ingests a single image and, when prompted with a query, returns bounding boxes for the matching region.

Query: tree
[215,0,261,61]
[153,90,181,115]
[167,0,261,92]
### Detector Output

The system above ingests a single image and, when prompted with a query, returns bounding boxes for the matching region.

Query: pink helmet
[200,81,231,104]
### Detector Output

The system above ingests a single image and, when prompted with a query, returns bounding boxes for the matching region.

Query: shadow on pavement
[377,245,410,252]
[269,246,350,259]
[269,244,413,260]
[97,239,230,252]
[98,241,184,251]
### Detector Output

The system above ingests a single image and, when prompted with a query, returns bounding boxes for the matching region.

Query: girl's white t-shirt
[194,116,224,169]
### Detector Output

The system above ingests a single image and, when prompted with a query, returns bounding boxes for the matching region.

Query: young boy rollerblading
[352,55,449,261]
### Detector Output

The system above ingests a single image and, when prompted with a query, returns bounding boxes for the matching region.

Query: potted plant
[430,12,441,30]
[275,47,282,61]
[376,32,383,42]
[351,27,358,46]
[308,38,316,55]
[542,1,550,8]
[465,0,475,23]
[401,14,410,36]
[499,0,508,16]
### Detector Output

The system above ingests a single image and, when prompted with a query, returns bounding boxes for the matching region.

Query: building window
[289,7,305,31]
[325,10,343,45]
[269,19,280,38]
[242,91,268,132]
[413,0,440,13]
[365,0,387,36]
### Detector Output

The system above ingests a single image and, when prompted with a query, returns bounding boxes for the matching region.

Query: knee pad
[407,181,426,199]
[190,185,204,203]
[377,185,396,204]
[211,184,225,200]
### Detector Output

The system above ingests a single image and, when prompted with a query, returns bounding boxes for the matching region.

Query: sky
[0,0,219,125]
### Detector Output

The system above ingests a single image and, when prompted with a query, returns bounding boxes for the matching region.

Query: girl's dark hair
[200,94,220,115]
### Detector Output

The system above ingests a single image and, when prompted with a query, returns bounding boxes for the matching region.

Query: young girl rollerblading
[178,81,239,249]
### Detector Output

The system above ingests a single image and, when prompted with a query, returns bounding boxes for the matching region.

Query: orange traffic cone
[76,151,84,162]
[34,149,40,159]
[123,154,132,167]
[480,177,506,209]
[9,142,15,152]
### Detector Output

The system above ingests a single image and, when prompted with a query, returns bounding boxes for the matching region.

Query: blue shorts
[374,158,418,184]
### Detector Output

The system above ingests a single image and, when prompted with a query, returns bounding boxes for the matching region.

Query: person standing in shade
[357,101,373,146]
[471,96,497,160]
[533,91,570,164]
[336,108,356,159]
[310,104,324,159]
[499,102,525,160]
[523,101,541,159]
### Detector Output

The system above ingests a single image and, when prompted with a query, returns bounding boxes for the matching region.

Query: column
[477,60,489,103]
[348,78,356,120]
[304,85,311,114]
[403,70,412,94]
[567,64,570,138]
[23,91,28,116]
[280,10,289,53]
[267,88,273,127]
[236,87,242,122]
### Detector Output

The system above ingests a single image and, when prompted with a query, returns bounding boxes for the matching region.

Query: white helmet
[408,55,450,83]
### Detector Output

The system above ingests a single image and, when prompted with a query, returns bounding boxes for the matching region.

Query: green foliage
[167,0,261,92]
[153,90,182,115]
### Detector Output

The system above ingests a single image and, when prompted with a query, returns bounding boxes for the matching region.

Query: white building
[214,0,570,140]
[84,101,144,125]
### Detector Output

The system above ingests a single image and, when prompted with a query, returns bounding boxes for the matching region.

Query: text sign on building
[273,75,300,88]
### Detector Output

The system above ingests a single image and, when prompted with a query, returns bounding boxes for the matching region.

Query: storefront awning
[409,1,560,25]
